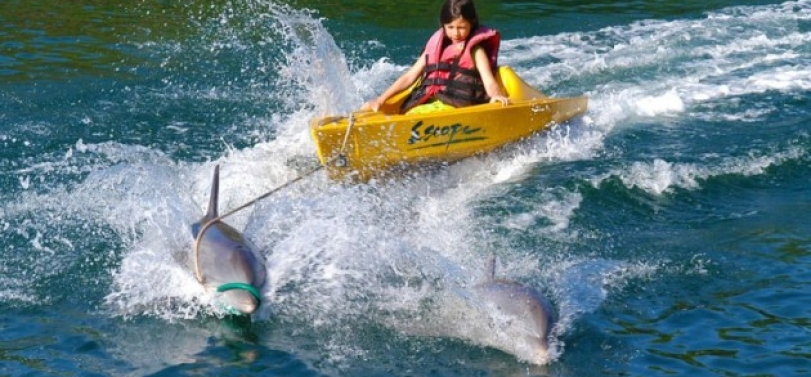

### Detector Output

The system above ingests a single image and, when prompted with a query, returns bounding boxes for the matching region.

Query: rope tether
[339,112,355,156]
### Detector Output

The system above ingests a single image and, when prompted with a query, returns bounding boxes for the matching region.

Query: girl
[361,0,509,114]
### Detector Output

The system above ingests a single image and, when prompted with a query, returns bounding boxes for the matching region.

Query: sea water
[1,0,810,376]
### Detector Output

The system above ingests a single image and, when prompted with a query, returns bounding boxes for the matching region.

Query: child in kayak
[361,0,509,114]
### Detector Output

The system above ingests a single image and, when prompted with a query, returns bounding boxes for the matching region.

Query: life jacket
[401,26,500,113]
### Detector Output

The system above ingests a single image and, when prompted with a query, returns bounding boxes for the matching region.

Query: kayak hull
[310,67,588,182]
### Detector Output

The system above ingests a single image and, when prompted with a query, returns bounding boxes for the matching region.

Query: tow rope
[333,112,356,167]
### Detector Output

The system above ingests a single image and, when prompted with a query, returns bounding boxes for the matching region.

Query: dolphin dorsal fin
[486,254,497,281]
[205,165,220,219]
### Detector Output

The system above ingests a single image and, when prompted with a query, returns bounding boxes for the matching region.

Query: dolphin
[397,255,558,364]
[469,256,557,363]
[190,165,267,315]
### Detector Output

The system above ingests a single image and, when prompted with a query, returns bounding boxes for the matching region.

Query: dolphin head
[524,300,554,362]
[469,256,557,364]
[472,280,556,363]
[214,282,262,315]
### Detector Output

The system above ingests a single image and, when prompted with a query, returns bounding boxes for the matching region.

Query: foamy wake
[592,146,806,195]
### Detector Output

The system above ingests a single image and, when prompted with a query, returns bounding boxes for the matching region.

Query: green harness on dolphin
[216,282,263,315]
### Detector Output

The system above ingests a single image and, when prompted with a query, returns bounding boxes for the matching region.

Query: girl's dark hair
[439,0,479,31]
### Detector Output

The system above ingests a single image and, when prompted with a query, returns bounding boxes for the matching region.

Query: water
[2,0,810,375]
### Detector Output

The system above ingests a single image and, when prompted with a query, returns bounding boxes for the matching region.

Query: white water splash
[593,146,807,195]
[592,147,806,195]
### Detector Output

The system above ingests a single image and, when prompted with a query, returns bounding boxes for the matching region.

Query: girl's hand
[489,95,510,106]
[361,97,383,112]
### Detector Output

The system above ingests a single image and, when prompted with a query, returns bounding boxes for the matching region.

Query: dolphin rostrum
[469,256,557,363]
[191,165,267,315]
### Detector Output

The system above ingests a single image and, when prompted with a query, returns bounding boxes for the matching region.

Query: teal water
[2,0,811,375]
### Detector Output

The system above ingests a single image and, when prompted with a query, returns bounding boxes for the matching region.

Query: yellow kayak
[310,66,588,182]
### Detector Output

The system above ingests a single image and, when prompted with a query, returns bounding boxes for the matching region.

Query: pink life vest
[401,26,501,113]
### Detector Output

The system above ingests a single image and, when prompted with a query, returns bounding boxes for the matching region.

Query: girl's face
[443,17,472,43]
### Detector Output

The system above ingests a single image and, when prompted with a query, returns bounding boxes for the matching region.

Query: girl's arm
[472,46,509,106]
[361,54,427,112]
